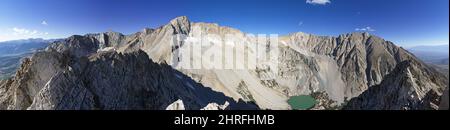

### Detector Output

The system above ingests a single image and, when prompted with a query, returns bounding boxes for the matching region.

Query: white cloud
[0,28,51,42]
[306,0,331,5]
[12,27,48,36]
[41,20,48,25]
[13,27,35,35]
[355,26,375,32]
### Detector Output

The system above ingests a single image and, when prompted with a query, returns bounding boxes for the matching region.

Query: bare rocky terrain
[0,39,57,80]
[0,16,448,110]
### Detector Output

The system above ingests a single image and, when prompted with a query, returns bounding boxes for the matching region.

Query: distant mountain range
[0,38,60,79]
[408,44,449,53]
[407,44,449,78]
[407,44,449,65]
[0,38,60,56]
[0,17,448,110]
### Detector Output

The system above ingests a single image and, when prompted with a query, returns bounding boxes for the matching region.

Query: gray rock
[0,49,258,110]
[343,60,448,110]
[0,16,447,110]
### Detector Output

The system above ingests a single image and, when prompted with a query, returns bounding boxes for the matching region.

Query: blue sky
[0,0,448,47]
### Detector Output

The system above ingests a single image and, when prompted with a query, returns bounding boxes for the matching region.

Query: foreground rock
[166,99,186,110]
[0,49,258,110]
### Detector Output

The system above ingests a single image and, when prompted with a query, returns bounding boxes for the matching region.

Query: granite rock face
[343,60,448,110]
[0,16,447,110]
[0,50,67,109]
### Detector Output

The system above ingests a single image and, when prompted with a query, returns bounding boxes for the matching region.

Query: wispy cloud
[355,26,375,32]
[306,0,331,5]
[298,21,303,26]
[0,27,51,42]
[41,20,48,25]
[13,27,37,35]
[12,27,48,36]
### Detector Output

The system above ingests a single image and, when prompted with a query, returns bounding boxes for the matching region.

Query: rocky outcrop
[166,99,185,110]
[343,60,448,110]
[165,99,230,110]
[0,49,258,110]
[283,32,420,98]
[0,50,67,109]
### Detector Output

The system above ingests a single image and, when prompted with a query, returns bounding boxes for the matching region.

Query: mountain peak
[340,32,371,38]
[169,16,190,27]
[168,16,191,34]
[170,16,189,22]
[141,28,154,35]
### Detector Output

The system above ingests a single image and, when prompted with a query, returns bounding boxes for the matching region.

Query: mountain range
[407,45,449,78]
[407,45,449,65]
[0,38,59,80]
[0,16,448,110]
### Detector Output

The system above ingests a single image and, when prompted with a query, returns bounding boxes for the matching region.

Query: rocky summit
[0,16,448,110]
